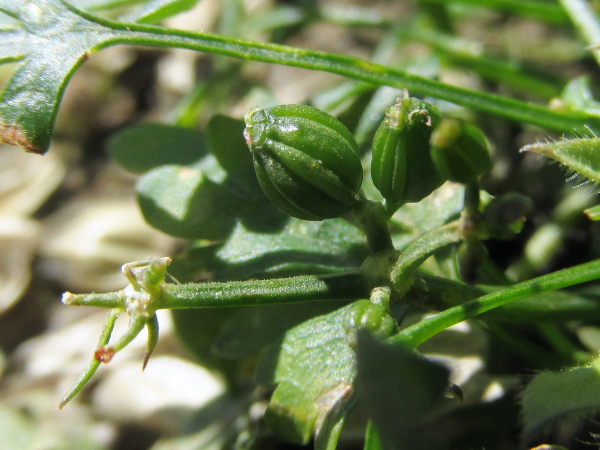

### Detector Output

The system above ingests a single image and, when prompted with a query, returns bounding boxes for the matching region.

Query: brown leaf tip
[0,122,45,154]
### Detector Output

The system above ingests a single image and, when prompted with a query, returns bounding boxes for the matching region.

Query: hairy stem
[63,271,369,310]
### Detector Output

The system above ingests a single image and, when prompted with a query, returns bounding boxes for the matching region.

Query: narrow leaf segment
[0,0,598,153]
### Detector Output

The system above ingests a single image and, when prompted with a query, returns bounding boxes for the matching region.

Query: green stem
[408,271,600,322]
[463,182,481,219]
[68,4,600,134]
[58,309,121,409]
[397,26,562,99]
[64,271,369,310]
[392,258,600,348]
[559,0,600,66]
[158,271,368,309]
[391,220,465,295]
[536,322,591,364]
[414,0,568,24]
[352,196,395,254]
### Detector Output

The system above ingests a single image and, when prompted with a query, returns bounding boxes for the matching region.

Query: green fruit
[244,105,363,221]
[371,93,443,208]
[430,119,492,183]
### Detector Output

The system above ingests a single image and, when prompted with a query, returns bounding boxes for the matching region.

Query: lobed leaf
[355,331,450,448]
[1,0,598,154]
[0,0,118,153]
[107,123,208,174]
[521,137,600,185]
[214,218,367,280]
[255,303,361,445]
[521,358,600,438]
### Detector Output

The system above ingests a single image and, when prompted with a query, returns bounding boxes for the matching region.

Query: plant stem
[409,271,600,322]
[68,5,600,134]
[391,220,465,295]
[392,258,600,348]
[63,271,369,310]
[397,26,562,99]
[414,0,568,24]
[559,0,600,66]
[351,196,395,254]
[58,309,120,409]
[158,271,368,309]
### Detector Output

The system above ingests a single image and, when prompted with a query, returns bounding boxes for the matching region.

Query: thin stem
[397,26,562,99]
[58,309,121,409]
[463,182,481,219]
[351,196,395,254]
[391,220,465,295]
[64,271,368,310]
[143,313,159,370]
[392,258,600,349]
[66,4,600,134]
[157,271,368,309]
[408,271,600,322]
[559,0,600,67]
[536,322,591,364]
[479,321,565,369]
[414,0,568,24]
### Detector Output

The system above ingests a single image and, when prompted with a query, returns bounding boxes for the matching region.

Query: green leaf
[215,218,367,280]
[363,420,384,450]
[1,0,598,154]
[206,114,264,198]
[214,302,344,359]
[122,0,199,24]
[521,358,600,438]
[3,1,599,156]
[355,331,450,448]
[521,137,600,185]
[560,75,600,117]
[255,303,360,445]
[107,123,208,174]
[136,164,240,240]
[0,0,119,153]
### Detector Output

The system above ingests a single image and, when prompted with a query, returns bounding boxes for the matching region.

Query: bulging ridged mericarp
[370,93,443,208]
[243,105,363,221]
[430,119,492,184]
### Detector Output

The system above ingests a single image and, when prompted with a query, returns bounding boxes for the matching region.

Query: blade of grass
[558,0,600,67]
[414,0,569,24]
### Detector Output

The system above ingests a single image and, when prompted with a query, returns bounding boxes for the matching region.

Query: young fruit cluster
[243,93,492,221]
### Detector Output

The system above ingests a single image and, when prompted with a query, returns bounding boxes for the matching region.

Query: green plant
[5,0,600,448]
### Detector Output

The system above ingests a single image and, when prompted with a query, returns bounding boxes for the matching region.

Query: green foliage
[255,302,385,445]
[7,0,600,448]
[355,332,450,448]
[522,358,600,439]
[107,123,208,173]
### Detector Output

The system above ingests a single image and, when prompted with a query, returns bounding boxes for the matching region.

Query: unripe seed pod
[244,105,362,221]
[430,119,492,183]
[343,299,397,349]
[371,92,443,207]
